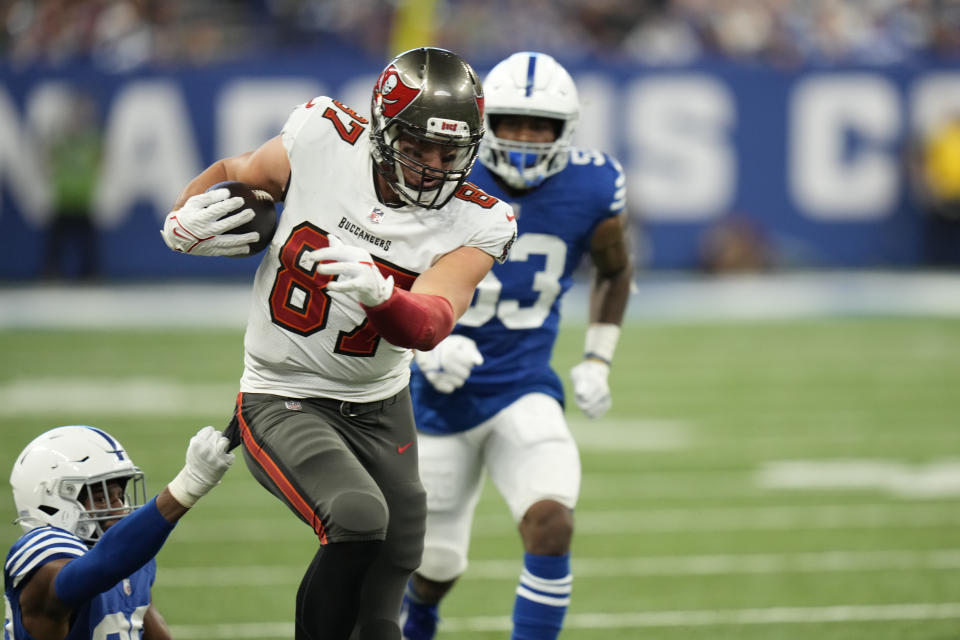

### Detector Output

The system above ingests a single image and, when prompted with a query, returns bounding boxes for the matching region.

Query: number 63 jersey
[411,149,626,434]
[240,97,516,403]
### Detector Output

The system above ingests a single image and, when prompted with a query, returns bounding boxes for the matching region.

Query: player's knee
[412,571,458,604]
[379,483,425,571]
[329,490,389,536]
[417,544,467,583]
[520,499,574,555]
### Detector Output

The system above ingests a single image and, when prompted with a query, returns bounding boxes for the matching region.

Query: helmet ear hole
[38,505,59,516]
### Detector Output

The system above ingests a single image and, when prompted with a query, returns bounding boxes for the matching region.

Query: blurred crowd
[2,0,959,70]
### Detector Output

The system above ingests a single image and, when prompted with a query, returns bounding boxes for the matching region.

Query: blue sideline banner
[1,56,958,278]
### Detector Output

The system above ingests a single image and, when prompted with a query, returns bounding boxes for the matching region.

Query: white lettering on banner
[790,74,900,220]
[216,80,324,158]
[0,69,954,245]
[94,81,202,228]
[0,89,49,225]
[573,73,617,154]
[627,75,735,221]
[909,72,960,136]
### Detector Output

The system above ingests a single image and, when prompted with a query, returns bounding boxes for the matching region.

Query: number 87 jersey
[240,96,517,403]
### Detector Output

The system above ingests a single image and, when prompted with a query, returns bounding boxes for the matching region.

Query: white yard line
[167,602,960,637]
[4,378,955,452]
[0,378,238,416]
[157,549,960,587]
[758,459,960,498]
[573,503,960,534]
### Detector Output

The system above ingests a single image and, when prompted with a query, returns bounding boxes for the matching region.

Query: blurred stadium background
[1,0,959,638]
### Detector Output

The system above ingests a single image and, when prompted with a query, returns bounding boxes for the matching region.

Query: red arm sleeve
[361,288,455,351]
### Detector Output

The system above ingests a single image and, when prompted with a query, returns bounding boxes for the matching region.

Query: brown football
[207,181,277,256]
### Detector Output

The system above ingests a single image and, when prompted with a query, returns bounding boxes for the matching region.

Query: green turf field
[1,317,958,639]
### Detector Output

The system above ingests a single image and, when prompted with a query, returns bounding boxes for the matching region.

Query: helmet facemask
[73,472,147,543]
[482,115,574,189]
[16,470,147,545]
[478,52,580,190]
[375,117,481,209]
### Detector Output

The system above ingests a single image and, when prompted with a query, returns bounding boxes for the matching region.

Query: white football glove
[161,188,259,256]
[302,235,394,307]
[570,359,612,419]
[167,426,235,508]
[414,334,484,393]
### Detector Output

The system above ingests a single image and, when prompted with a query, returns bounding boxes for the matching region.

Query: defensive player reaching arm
[401,52,633,640]
[160,47,516,640]
[4,425,233,640]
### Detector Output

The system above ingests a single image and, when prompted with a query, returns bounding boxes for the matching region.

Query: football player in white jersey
[160,47,516,640]
[400,52,633,639]
[4,425,233,640]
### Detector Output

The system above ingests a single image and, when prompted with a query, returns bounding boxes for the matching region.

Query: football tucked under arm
[161,182,277,257]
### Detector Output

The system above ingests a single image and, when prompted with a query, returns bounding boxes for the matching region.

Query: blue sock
[400,579,439,640]
[512,552,572,640]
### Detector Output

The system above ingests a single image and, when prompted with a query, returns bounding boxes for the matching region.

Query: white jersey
[240,96,516,402]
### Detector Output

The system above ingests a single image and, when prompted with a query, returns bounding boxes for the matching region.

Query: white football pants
[416,392,581,582]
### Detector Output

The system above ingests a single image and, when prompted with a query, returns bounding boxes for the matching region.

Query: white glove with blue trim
[414,334,484,393]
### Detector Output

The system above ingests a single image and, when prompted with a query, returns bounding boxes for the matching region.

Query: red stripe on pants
[235,392,328,544]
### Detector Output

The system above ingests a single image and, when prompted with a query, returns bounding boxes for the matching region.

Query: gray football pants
[229,390,426,636]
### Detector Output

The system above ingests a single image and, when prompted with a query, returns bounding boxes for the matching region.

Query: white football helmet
[479,52,579,189]
[10,425,146,544]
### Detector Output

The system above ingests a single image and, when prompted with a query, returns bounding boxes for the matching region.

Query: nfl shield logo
[285,400,302,410]
[369,208,384,224]
[122,578,132,596]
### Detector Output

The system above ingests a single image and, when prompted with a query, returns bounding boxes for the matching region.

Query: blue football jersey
[4,526,155,640]
[412,148,626,434]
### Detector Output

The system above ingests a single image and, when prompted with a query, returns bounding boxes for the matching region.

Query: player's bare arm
[15,559,72,640]
[173,135,290,209]
[142,602,172,640]
[155,486,189,521]
[16,562,172,640]
[569,212,633,418]
[412,245,496,320]
[588,212,633,325]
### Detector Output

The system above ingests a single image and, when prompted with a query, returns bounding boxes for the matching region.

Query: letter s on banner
[627,75,736,222]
